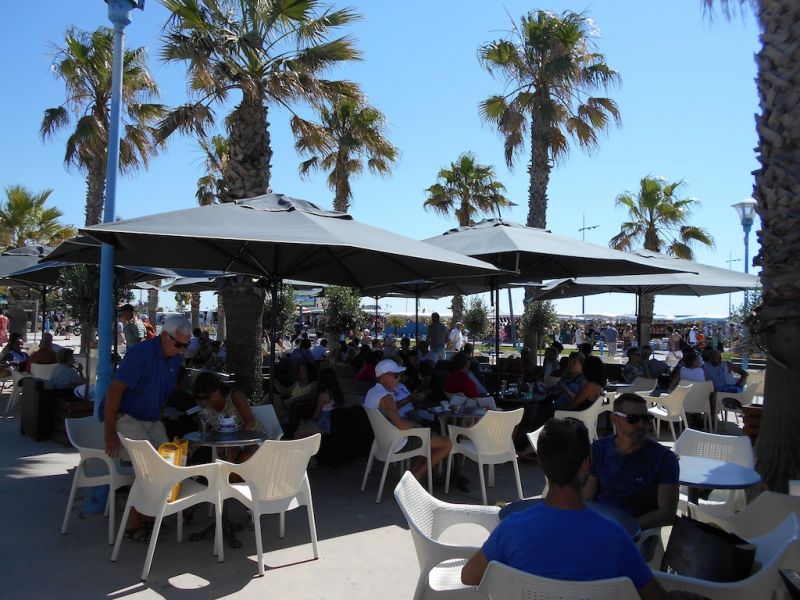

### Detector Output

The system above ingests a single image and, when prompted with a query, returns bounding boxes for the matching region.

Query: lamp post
[732,198,757,370]
[577,213,599,314]
[94,0,145,416]
[725,253,742,316]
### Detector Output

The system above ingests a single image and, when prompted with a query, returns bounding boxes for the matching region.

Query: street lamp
[731,197,757,370]
[578,213,599,314]
[95,0,145,416]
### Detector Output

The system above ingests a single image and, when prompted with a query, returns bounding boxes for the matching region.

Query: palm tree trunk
[219,276,265,400]
[526,116,550,230]
[147,289,158,324]
[752,0,800,492]
[638,292,655,348]
[216,295,226,342]
[190,292,201,330]
[7,288,31,342]
[84,159,106,226]
[219,95,271,202]
[333,149,351,213]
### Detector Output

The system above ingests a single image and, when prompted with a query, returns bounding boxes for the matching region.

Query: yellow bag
[158,438,189,502]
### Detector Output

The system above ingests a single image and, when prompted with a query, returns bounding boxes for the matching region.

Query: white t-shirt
[449,327,464,351]
[364,382,407,452]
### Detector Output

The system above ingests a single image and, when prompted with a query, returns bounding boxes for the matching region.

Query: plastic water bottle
[599,340,605,355]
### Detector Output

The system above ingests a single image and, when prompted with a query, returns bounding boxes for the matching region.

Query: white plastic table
[678,455,762,504]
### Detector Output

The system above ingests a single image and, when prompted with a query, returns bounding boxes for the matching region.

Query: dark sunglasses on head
[167,331,190,349]
[613,411,652,425]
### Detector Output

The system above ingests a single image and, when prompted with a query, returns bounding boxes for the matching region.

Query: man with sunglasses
[583,393,679,530]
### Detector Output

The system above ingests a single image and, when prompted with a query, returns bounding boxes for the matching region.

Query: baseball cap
[375,359,406,378]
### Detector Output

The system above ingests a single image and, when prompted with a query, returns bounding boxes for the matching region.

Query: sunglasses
[167,331,190,349]
[613,411,652,425]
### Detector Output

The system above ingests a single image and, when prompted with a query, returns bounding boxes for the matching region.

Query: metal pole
[741,220,753,370]
[578,213,598,315]
[507,287,517,350]
[95,0,140,417]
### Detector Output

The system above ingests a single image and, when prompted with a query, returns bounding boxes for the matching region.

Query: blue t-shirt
[482,503,653,590]
[100,336,181,422]
[591,436,679,518]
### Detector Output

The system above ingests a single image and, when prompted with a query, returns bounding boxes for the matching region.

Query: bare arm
[637,483,679,530]
[729,362,748,385]
[231,390,257,431]
[104,380,128,457]
[461,549,489,586]
[565,382,601,410]
[379,394,418,430]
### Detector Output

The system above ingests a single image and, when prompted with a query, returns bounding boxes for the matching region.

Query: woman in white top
[669,349,706,391]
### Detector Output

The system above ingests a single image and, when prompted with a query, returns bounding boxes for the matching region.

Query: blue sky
[0,1,761,318]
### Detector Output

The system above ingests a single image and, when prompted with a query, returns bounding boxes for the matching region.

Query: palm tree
[424,152,511,321]
[609,175,714,344]
[479,10,620,229]
[1,185,76,339]
[160,0,362,398]
[293,98,398,212]
[41,27,164,226]
[0,185,76,249]
[701,0,799,491]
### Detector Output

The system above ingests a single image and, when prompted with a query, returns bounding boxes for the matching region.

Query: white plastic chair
[717,381,760,425]
[361,407,432,503]
[554,397,610,442]
[655,513,799,600]
[394,471,500,600]
[445,409,524,505]
[680,379,715,431]
[690,491,800,540]
[61,417,135,544]
[30,362,58,380]
[477,560,639,600]
[5,368,31,414]
[111,436,224,581]
[251,404,284,440]
[647,384,691,441]
[219,435,320,576]
[674,429,755,515]
[618,377,658,394]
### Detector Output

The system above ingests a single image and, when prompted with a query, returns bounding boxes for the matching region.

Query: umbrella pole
[41,286,47,341]
[494,282,500,398]
[636,292,642,348]
[507,287,517,351]
[415,289,420,345]
[374,296,379,337]
[269,273,279,404]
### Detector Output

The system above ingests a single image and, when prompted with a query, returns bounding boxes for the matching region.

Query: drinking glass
[198,409,210,439]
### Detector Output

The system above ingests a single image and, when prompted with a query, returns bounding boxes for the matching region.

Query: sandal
[124,527,151,544]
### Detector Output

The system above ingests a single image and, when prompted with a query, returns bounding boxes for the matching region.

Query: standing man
[120,304,146,349]
[427,312,447,363]
[603,323,618,358]
[448,321,465,352]
[102,315,191,540]
[462,418,665,599]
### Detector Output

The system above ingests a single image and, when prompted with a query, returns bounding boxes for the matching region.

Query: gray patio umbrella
[423,219,689,367]
[0,247,54,342]
[63,194,501,398]
[531,249,760,341]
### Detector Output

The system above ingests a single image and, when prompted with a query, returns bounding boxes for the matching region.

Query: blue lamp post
[94,0,145,416]
[732,198,757,370]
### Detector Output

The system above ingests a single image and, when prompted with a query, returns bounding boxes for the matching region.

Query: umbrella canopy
[6,261,219,287]
[531,250,760,300]
[58,195,501,285]
[0,246,51,285]
[423,219,688,282]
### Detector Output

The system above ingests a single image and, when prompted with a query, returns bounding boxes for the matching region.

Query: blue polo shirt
[100,336,181,422]
[483,503,653,590]
[590,436,679,518]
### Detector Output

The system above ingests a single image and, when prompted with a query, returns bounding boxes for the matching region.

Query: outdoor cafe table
[678,455,762,506]
[498,498,641,539]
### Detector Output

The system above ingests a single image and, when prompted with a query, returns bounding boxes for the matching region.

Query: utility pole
[577,213,599,314]
[725,252,742,316]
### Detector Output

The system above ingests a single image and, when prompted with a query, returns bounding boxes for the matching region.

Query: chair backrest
[477,561,640,600]
[626,377,658,393]
[234,435,321,503]
[680,380,714,414]
[660,385,692,417]
[365,407,402,453]
[119,436,189,506]
[394,471,442,541]
[65,416,105,450]
[30,363,58,380]
[727,492,800,539]
[554,398,607,442]
[467,409,523,454]
[674,429,754,467]
[251,404,284,440]
[739,381,760,406]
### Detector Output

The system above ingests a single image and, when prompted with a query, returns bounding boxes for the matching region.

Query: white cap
[375,359,405,378]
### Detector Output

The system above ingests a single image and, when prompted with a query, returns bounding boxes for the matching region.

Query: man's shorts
[116,414,168,461]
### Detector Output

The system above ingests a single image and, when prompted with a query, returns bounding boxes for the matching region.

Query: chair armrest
[435,503,501,533]
[163,460,221,485]
[447,424,473,444]
[400,426,430,445]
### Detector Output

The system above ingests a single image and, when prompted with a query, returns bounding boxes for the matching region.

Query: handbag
[662,515,757,582]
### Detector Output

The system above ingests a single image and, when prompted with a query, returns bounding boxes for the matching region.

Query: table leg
[686,487,700,515]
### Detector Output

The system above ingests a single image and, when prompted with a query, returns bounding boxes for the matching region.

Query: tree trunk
[219,277,265,401]
[751,0,800,492]
[638,292,655,347]
[451,295,465,324]
[216,295,226,343]
[526,115,551,230]
[218,95,271,203]
[190,292,201,330]
[84,158,107,226]
[7,288,31,342]
[333,149,351,213]
[147,289,158,324]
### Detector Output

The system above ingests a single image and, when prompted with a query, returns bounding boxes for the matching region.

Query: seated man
[703,348,747,393]
[48,348,85,390]
[462,418,665,599]
[584,393,679,530]
[444,351,481,398]
[26,332,57,372]
[363,359,451,482]
[621,347,645,384]
[641,345,670,379]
